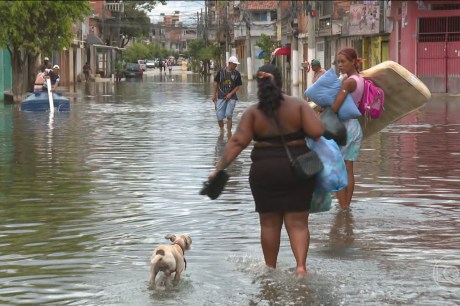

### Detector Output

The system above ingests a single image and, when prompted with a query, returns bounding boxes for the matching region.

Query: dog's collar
[174,243,187,269]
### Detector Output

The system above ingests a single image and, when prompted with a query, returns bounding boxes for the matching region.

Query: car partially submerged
[124,63,143,78]
[137,60,147,71]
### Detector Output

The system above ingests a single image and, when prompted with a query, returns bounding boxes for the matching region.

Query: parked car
[124,63,143,78]
[137,60,147,71]
[146,60,156,69]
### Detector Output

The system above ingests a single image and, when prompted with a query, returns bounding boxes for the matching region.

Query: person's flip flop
[200,170,229,200]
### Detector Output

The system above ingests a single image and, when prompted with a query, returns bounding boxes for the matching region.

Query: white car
[146,60,156,69]
[137,60,147,71]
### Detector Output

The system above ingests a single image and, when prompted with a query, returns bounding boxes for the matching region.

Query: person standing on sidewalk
[83,62,91,82]
[212,56,242,133]
[311,59,327,84]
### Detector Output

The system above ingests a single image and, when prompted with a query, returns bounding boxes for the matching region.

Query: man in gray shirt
[212,56,242,133]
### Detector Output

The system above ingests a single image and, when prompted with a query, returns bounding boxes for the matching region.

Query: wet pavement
[0,69,459,305]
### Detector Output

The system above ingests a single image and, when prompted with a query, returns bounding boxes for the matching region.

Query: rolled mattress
[358,60,431,139]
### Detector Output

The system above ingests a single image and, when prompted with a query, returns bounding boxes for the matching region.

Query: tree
[123,42,168,63]
[187,39,222,75]
[119,1,166,48]
[0,1,90,102]
[255,34,276,63]
[123,43,150,63]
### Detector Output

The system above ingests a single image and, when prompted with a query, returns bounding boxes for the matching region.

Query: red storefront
[388,1,460,93]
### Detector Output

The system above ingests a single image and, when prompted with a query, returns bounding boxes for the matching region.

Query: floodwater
[0,70,458,305]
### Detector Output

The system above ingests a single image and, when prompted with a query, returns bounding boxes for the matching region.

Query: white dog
[149,234,192,287]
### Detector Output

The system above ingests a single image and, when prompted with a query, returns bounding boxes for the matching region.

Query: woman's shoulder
[282,94,306,105]
[346,74,364,82]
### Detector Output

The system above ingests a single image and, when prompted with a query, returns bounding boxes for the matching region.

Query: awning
[272,47,291,56]
[257,50,269,59]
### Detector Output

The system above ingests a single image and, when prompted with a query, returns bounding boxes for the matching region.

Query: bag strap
[273,116,294,164]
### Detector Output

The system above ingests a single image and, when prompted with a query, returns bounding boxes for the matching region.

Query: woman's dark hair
[257,64,283,117]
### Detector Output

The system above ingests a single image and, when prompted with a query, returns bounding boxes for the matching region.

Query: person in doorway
[331,48,364,209]
[83,62,91,82]
[311,59,327,84]
[43,65,61,93]
[208,64,324,275]
[212,56,242,133]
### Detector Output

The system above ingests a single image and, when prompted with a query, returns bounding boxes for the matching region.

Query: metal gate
[417,17,460,93]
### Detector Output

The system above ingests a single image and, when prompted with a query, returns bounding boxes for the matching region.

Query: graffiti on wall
[348,4,380,35]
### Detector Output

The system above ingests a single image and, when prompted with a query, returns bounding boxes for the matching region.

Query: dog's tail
[150,249,165,265]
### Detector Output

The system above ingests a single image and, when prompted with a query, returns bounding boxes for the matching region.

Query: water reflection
[328,209,355,253]
[0,78,459,305]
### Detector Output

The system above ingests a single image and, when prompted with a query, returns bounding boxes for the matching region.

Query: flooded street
[0,70,459,305]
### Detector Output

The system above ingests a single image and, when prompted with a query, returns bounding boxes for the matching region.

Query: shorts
[340,119,363,161]
[216,99,236,121]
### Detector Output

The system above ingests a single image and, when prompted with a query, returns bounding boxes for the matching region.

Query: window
[430,4,460,10]
[252,12,268,21]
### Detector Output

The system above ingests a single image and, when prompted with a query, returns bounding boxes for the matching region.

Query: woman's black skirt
[249,145,315,213]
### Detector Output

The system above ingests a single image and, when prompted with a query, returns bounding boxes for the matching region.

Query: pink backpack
[358,79,385,119]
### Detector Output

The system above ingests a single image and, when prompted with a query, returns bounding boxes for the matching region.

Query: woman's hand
[208,170,218,181]
[258,71,274,81]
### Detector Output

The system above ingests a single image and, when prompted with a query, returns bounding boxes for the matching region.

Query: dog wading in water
[149,234,192,287]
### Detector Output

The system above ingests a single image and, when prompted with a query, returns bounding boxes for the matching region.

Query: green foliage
[255,34,276,62]
[123,43,150,63]
[0,0,91,100]
[0,1,91,56]
[123,42,169,62]
[187,39,222,74]
[120,1,166,47]
[125,0,167,12]
[120,6,151,47]
[188,39,221,62]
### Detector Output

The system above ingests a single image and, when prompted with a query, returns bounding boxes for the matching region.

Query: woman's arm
[215,109,254,171]
[301,102,324,139]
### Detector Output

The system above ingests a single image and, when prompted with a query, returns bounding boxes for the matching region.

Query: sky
[148,1,205,25]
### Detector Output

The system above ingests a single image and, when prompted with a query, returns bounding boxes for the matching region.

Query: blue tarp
[257,50,269,59]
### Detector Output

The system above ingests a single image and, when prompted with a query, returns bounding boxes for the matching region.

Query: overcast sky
[148,1,205,25]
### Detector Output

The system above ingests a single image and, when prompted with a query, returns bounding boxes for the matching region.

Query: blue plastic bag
[309,190,332,213]
[304,68,361,120]
[307,136,348,192]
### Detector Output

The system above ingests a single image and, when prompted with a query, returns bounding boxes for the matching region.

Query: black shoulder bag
[275,119,323,180]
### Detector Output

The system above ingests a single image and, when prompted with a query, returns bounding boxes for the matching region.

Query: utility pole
[291,1,299,87]
[224,0,229,64]
[204,3,208,47]
[244,10,253,80]
[307,1,316,88]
